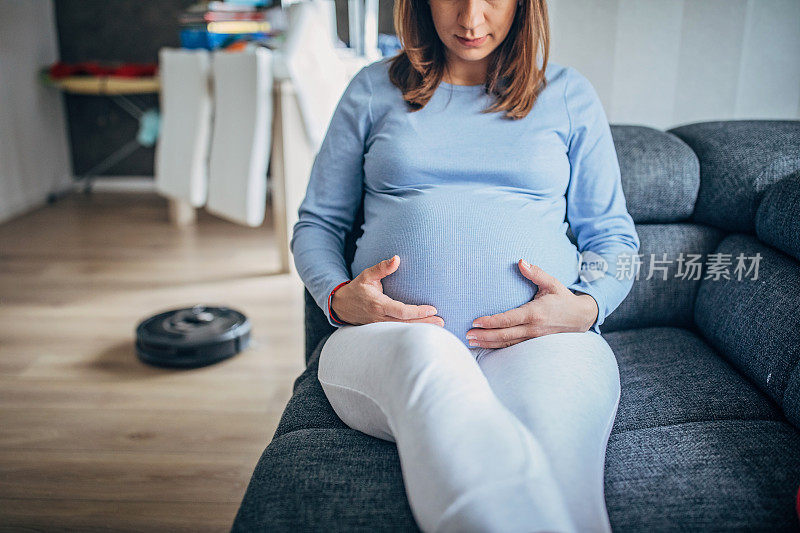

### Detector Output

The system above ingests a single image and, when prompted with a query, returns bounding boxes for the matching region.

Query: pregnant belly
[350,186,581,347]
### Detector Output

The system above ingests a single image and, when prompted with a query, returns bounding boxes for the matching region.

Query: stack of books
[179,0,289,50]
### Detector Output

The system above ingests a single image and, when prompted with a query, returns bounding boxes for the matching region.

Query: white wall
[0,0,72,225]
[548,0,800,129]
[0,1,798,224]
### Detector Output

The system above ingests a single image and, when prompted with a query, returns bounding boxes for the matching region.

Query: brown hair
[388,0,550,120]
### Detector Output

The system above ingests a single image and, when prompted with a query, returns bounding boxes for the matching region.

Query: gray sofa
[232,120,800,531]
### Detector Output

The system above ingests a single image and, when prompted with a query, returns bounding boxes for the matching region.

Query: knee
[387,323,474,374]
[396,322,461,346]
[575,333,621,397]
[396,321,469,356]
[596,341,621,399]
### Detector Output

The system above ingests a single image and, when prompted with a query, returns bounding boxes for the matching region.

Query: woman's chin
[446,42,494,61]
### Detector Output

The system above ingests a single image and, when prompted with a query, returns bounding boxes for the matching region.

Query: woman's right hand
[330,255,444,327]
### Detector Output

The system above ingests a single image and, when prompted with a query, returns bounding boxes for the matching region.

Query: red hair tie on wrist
[328,280,351,325]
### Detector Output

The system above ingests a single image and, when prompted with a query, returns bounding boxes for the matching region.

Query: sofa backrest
[599,125,722,334]
[666,120,800,429]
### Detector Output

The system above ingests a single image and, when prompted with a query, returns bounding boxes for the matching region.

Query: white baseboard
[86,177,272,195]
[88,176,156,193]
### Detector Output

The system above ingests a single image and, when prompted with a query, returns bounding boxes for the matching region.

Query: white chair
[206,48,274,227]
[154,48,212,222]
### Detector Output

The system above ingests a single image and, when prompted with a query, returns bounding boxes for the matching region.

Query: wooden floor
[0,191,306,531]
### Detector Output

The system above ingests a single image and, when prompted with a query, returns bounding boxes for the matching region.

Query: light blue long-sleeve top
[290,56,640,346]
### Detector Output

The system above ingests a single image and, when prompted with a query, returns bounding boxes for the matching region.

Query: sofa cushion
[604,327,783,434]
[610,125,700,224]
[694,233,800,429]
[667,120,800,234]
[274,333,345,439]
[235,422,800,532]
[602,223,725,333]
[280,327,784,441]
[605,419,800,531]
[232,428,420,532]
[251,326,797,531]
[756,170,800,262]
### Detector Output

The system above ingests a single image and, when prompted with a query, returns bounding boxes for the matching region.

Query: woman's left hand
[466,260,599,348]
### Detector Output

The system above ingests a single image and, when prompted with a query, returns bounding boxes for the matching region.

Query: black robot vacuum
[135,305,251,368]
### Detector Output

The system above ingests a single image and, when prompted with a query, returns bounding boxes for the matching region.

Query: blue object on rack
[180,28,276,50]
[137,109,160,147]
[180,28,209,50]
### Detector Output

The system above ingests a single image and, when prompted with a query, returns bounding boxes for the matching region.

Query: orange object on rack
[223,40,252,52]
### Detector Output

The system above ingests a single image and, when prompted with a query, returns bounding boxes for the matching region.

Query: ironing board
[39,68,160,197]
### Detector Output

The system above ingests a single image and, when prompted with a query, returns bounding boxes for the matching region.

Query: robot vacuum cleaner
[135,305,251,368]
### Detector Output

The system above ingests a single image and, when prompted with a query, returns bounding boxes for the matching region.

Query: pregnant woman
[290,0,640,531]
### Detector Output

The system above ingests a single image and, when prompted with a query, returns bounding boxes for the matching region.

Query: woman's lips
[456,35,488,47]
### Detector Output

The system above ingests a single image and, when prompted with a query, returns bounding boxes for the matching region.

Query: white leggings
[318,321,621,533]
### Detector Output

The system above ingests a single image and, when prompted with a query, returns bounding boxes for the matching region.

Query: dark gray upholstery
[272,337,347,438]
[605,327,785,432]
[612,125,699,224]
[667,120,800,234]
[756,170,800,262]
[304,287,335,366]
[601,223,724,333]
[694,234,800,428]
[604,420,800,530]
[232,429,419,532]
[234,120,800,532]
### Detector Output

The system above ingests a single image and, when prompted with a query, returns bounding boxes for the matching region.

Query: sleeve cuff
[568,284,603,335]
[326,280,351,327]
